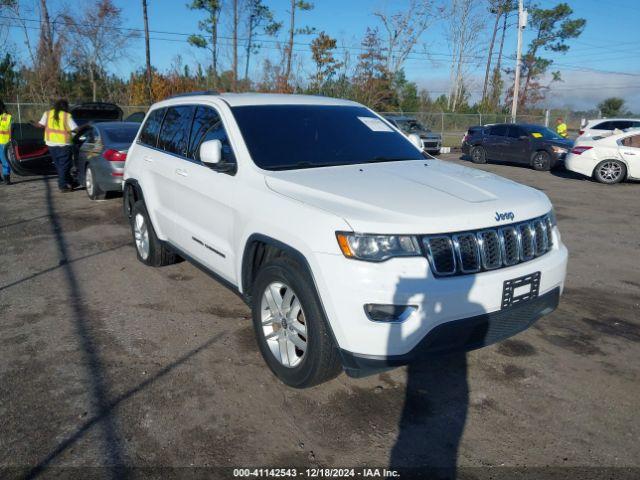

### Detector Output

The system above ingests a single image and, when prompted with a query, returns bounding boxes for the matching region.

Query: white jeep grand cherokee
[123,92,568,388]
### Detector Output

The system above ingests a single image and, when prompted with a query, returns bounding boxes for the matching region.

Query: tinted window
[231,105,423,170]
[594,121,614,130]
[189,106,236,164]
[621,134,640,148]
[158,106,195,156]
[102,125,140,145]
[139,108,165,147]
[612,121,633,130]
[507,126,523,138]
[489,125,508,136]
[522,125,563,140]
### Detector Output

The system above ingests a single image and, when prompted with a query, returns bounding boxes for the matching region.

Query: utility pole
[510,0,526,123]
[142,0,152,102]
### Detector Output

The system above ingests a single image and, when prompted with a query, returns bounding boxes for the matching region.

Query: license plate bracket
[502,272,541,309]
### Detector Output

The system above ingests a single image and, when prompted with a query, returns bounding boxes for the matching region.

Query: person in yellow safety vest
[34,99,79,193]
[0,100,12,185]
[556,117,568,139]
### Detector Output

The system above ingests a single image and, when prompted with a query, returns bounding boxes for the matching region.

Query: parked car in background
[74,122,139,199]
[384,115,442,154]
[125,111,146,123]
[565,129,640,184]
[461,125,486,154]
[577,118,640,142]
[5,102,123,176]
[123,92,567,388]
[462,123,573,171]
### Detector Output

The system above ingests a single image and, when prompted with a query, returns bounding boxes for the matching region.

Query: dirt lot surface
[1,155,639,478]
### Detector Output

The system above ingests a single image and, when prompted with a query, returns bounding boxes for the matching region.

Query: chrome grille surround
[423,214,555,277]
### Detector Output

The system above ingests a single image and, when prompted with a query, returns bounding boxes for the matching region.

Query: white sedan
[565,129,640,184]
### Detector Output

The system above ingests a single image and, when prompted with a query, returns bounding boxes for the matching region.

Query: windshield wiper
[366,156,411,163]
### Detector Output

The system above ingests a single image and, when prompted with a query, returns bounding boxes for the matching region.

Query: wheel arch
[592,158,629,180]
[241,234,314,302]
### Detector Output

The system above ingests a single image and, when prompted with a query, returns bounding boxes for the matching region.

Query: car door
[7,122,55,176]
[618,133,640,179]
[485,124,508,160]
[148,105,197,244]
[166,105,239,283]
[505,125,529,163]
[76,126,101,177]
[135,106,183,240]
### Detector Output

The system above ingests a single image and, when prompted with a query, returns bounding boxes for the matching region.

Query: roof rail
[167,90,220,99]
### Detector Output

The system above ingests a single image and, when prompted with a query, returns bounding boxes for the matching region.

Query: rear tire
[251,257,342,388]
[470,146,487,164]
[593,160,626,184]
[131,200,176,267]
[85,165,106,200]
[531,151,552,171]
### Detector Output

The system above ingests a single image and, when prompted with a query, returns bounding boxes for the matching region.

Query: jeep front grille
[423,214,554,277]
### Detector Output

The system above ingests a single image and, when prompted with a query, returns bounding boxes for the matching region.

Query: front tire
[470,146,487,164]
[131,200,176,267]
[85,165,106,200]
[531,151,552,171]
[251,257,342,388]
[593,160,626,184]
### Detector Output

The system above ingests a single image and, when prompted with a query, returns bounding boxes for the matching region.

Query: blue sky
[4,0,640,110]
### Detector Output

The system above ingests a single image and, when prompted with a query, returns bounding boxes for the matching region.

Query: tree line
[0,0,589,114]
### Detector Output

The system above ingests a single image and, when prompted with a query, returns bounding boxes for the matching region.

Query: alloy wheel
[533,153,548,169]
[85,168,94,196]
[598,161,622,182]
[260,281,307,368]
[133,213,150,260]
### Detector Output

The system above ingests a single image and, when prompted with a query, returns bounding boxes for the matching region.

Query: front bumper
[341,287,559,370]
[311,231,568,360]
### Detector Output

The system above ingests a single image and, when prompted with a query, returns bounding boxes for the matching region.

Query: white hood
[265,159,551,234]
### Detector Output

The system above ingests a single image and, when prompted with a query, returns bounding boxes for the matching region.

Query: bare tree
[232,0,238,91]
[142,0,152,101]
[373,0,439,81]
[481,1,514,106]
[63,0,134,101]
[282,0,314,91]
[444,0,485,111]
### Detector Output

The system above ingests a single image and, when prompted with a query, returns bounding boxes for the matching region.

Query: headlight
[336,232,420,262]
[548,208,557,226]
[551,146,568,154]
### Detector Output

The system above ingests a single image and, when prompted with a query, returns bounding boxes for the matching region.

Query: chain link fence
[5,102,586,148]
[4,103,149,124]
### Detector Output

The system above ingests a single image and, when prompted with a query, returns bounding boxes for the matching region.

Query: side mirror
[200,139,222,166]
[408,133,423,150]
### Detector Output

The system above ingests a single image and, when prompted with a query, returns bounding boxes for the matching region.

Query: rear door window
[139,108,166,147]
[489,125,508,136]
[594,121,614,131]
[507,126,522,138]
[621,134,640,148]
[157,106,195,157]
[611,121,633,130]
[189,106,236,164]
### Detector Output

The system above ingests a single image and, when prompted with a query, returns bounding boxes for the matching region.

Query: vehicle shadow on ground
[388,270,486,479]
[23,178,225,479]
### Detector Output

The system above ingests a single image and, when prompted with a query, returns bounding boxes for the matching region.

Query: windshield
[231,105,423,170]
[523,125,563,140]
[102,125,140,145]
[397,119,429,133]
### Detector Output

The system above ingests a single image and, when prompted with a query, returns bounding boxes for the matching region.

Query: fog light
[364,304,417,322]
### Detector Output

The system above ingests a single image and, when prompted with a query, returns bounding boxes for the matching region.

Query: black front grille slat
[423,214,554,277]
[500,227,520,266]
[478,230,502,269]
[454,233,481,272]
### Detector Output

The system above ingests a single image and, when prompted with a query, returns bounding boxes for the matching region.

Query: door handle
[175,168,188,177]
[143,155,153,162]
[623,152,635,155]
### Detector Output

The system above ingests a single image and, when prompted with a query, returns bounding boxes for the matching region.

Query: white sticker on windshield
[358,116,393,132]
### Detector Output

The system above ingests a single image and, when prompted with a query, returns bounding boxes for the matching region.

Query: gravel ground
[0,155,639,478]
